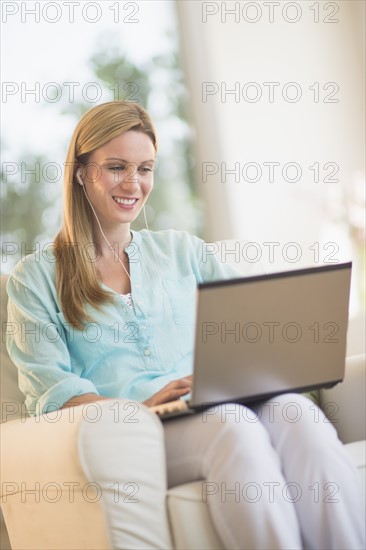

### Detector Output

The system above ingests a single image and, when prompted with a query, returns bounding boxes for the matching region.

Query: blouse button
[144,348,151,356]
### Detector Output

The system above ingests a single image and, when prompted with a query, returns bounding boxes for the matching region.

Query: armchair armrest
[319,354,366,445]
[1,400,173,550]
[0,406,110,550]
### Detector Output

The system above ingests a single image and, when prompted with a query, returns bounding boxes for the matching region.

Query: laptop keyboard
[149,399,189,417]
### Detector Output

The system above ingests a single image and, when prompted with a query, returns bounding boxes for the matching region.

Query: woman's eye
[108,165,153,174]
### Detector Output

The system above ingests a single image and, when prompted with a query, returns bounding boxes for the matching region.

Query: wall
[176,0,365,313]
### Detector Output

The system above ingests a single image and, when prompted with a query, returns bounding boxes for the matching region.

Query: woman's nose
[121,163,139,190]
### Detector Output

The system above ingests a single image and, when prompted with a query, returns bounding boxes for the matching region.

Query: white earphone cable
[142,203,164,275]
[81,183,132,281]
[78,165,166,287]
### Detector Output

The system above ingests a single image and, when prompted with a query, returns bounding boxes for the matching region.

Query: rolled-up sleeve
[6,264,99,416]
[190,235,245,281]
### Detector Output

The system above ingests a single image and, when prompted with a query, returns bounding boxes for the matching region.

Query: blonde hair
[54,101,158,329]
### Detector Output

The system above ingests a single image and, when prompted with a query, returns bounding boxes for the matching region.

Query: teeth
[113,197,137,205]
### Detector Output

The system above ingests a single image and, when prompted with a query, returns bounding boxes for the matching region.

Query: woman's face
[80,130,156,228]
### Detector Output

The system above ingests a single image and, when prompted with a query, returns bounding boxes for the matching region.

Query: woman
[7,101,364,549]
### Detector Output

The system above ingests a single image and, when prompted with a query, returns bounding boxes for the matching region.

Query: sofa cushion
[167,481,223,550]
[319,354,366,444]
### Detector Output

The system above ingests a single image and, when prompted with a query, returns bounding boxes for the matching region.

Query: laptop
[150,262,352,420]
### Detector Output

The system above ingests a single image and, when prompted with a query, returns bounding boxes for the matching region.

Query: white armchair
[1,273,365,549]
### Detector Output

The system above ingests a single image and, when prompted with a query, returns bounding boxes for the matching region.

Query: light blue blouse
[6,229,242,415]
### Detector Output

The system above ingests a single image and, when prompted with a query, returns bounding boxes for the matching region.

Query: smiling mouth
[112,196,138,205]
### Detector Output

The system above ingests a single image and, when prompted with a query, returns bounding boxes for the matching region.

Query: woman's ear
[76,169,84,186]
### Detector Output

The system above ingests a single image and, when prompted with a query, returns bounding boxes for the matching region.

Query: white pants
[164,394,365,550]
[79,395,365,550]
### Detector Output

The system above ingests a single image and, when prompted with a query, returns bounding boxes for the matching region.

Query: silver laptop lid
[191,262,352,407]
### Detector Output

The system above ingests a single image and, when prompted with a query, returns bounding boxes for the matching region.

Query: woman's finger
[165,378,192,390]
[159,387,191,405]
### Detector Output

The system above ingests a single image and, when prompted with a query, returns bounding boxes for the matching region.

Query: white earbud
[76,170,84,186]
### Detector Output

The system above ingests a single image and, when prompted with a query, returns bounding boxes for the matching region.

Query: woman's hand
[143,376,193,407]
